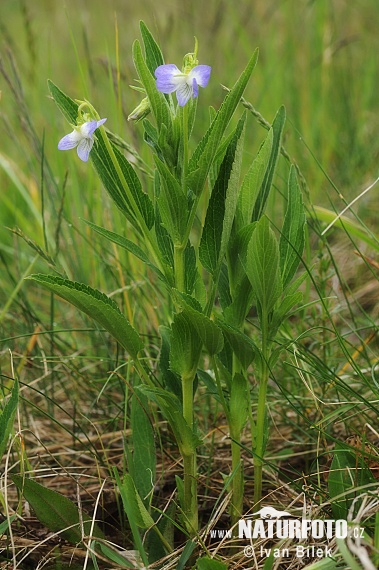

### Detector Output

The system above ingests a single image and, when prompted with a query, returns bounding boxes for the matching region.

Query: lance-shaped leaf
[246,216,282,316]
[199,114,246,275]
[26,275,143,359]
[251,106,286,221]
[118,472,155,529]
[227,222,256,295]
[83,220,168,284]
[170,312,202,378]
[139,386,201,457]
[131,390,156,510]
[328,442,374,520]
[188,49,259,196]
[0,379,18,460]
[172,291,224,356]
[280,166,306,289]
[216,319,257,370]
[93,133,154,230]
[235,127,273,230]
[11,475,104,544]
[140,21,165,76]
[229,373,249,436]
[155,157,188,244]
[133,40,173,137]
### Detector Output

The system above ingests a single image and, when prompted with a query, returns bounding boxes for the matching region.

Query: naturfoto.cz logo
[209,506,364,560]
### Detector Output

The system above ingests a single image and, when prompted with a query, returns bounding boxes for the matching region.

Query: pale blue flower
[155,64,211,106]
[58,118,107,162]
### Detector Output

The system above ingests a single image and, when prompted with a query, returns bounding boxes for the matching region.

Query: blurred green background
[1,0,378,335]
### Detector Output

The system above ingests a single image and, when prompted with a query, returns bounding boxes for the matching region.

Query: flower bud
[128,97,151,123]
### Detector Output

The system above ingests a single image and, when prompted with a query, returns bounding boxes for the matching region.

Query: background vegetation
[1,1,379,568]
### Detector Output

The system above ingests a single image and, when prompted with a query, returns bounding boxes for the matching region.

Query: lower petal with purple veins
[176,82,193,107]
[77,138,93,162]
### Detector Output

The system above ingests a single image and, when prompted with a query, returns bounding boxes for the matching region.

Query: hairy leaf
[199,114,246,275]
[280,166,306,289]
[246,216,282,315]
[26,275,143,359]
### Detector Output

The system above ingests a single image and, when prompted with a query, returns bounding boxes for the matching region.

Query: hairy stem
[253,307,270,510]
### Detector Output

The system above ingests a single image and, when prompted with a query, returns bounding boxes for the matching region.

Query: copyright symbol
[244,545,254,558]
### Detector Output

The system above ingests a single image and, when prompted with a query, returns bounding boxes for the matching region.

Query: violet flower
[58,118,107,162]
[155,64,211,106]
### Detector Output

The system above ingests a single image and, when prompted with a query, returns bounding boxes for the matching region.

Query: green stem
[182,371,198,534]
[174,243,185,292]
[181,104,189,195]
[253,307,270,510]
[230,430,243,524]
[183,452,198,532]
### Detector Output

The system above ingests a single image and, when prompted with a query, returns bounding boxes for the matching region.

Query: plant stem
[181,104,189,195]
[174,243,185,292]
[182,371,198,533]
[230,429,243,524]
[253,307,270,510]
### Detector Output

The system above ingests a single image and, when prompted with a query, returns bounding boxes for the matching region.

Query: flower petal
[155,64,183,93]
[77,137,93,162]
[58,130,81,150]
[176,82,193,107]
[80,120,98,138]
[188,65,211,88]
[192,77,199,99]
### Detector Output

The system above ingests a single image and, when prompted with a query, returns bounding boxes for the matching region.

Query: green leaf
[95,542,136,568]
[229,373,249,435]
[177,539,197,570]
[184,242,198,295]
[119,473,155,529]
[139,21,165,76]
[271,291,303,333]
[246,216,282,315]
[139,386,201,457]
[159,325,182,399]
[224,274,254,328]
[199,114,246,275]
[93,134,155,230]
[227,222,257,295]
[280,166,306,289]
[188,49,259,196]
[133,40,172,138]
[0,515,16,536]
[216,320,256,370]
[83,220,167,284]
[131,391,156,509]
[114,469,149,567]
[170,312,203,378]
[11,475,104,544]
[26,275,143,359]
[47,79,78,123]
[328,442,374,519]
[0,378,19,460]
[173,291,224,356]
[155,156,187,244]
[235,128,273,230]
[197,557,228,570]
[251,106,286,221]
